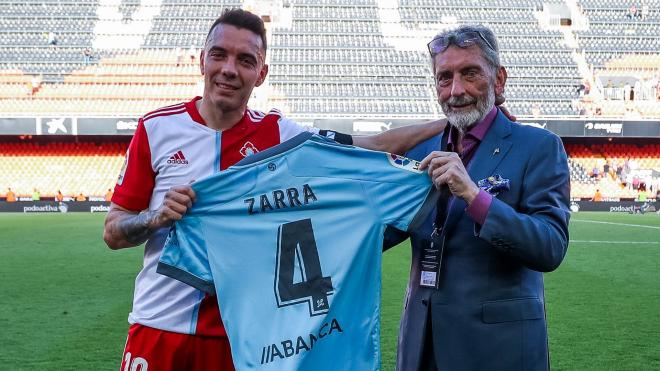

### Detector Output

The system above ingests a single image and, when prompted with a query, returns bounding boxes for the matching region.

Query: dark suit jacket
[385,111,571,371]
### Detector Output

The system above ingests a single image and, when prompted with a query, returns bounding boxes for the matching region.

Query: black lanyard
[419,125,455,289]
[434,124,455,237]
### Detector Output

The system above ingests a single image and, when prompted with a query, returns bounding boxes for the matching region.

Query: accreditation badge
[419,231,444,289]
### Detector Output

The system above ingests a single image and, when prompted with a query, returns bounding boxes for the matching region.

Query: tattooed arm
[103,185,196,250]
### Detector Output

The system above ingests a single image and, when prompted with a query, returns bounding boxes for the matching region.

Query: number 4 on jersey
[275,219,334,317]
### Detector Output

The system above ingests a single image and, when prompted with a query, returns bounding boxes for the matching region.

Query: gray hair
[431,24,501,72]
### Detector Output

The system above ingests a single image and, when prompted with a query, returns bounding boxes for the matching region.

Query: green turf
[546,212,660,371]
[0,212,659,370]
[0,214,141,370]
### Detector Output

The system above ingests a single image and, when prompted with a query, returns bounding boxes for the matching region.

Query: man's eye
[241,58,256,66]
[465,71,479,79]
[436,76,451,86]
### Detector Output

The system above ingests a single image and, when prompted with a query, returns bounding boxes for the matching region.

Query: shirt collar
[185,96,206,125]
[185,96,249,129]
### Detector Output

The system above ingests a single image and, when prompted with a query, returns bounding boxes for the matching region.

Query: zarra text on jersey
[260,318,343,365]
[244,184,318,215]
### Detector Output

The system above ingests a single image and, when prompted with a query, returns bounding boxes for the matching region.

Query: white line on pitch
[571,219,660,230]
[570,240,660,245]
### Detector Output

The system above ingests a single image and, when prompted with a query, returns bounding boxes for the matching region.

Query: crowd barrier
[572,200,659,213]
[0,201,110,213]
[2,201,658,213]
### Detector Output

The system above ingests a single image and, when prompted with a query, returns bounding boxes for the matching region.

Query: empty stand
[268,1,583,118]
[0,0,657,118]
[0,141,128,198]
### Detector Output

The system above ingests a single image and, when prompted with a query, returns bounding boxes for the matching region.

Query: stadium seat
[0,141,127,198]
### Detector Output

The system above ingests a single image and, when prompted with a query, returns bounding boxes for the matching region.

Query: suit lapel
[443,111,513,234]
[467,112,512,186]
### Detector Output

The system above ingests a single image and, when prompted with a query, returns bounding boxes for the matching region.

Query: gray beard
[442,88,495,133]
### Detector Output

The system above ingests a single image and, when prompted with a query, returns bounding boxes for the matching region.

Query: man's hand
[152,185,197,229]
[419,151,480,204]
[103,185,196,250]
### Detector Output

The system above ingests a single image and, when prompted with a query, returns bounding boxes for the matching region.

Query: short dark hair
[205,8,267,53]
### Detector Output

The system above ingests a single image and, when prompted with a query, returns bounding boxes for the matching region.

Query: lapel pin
[493,147,500,155]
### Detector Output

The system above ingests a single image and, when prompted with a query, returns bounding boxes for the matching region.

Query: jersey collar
[185,96,250,131]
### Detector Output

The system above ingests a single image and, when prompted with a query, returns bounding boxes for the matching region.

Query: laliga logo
[390,154,411,166]
[388,154,422,173]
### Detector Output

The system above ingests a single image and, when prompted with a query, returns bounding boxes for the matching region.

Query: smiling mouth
[450,102,475,109]
[215,82,238,91]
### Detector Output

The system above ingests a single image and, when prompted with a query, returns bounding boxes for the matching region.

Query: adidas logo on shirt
[167,150,189,165]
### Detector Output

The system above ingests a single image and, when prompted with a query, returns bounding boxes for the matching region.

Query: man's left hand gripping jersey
[157,133,438,371]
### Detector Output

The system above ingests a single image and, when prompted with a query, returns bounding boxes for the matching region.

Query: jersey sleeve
[360,152,438,232]
[278,116,319,141]
[111,118,156,211]
[156,216,215,295]
[278,116,353,145]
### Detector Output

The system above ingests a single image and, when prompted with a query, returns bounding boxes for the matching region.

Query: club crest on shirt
[240,142,259,157]
[387,154,422,173]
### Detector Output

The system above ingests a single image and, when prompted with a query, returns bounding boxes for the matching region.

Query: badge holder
[419,125,453,289]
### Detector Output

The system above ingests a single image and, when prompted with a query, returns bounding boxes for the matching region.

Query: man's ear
[199,50,205,76]
[255,63,269,87]
[494,66,507,96]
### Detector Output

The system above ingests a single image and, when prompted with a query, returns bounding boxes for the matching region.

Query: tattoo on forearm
[118,211,156,245]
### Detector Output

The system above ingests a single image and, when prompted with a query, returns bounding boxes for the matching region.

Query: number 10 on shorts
[274,219,334,317]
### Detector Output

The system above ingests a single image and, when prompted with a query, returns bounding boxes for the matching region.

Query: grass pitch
[1,212,659,370]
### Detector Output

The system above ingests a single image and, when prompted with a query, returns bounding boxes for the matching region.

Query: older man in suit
[385,25,570,370]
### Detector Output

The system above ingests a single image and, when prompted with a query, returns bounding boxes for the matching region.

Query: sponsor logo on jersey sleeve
[240,142,259,157]
[388,154,422,173]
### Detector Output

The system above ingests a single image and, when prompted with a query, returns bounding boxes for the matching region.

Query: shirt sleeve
[360,152,438,232]
[465,189,492,225]
[278,116,353,145]
[111,118,156,211]
[156,216,215,295]
[278,116,320,141]
[318,129,353,145]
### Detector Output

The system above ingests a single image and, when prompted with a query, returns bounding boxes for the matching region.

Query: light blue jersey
[158,133,437,371]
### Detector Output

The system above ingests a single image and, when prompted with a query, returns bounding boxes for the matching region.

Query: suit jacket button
[422,299,428,306]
